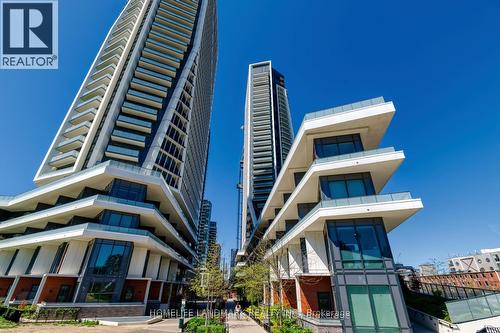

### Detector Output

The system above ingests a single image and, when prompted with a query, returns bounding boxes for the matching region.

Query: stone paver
[227,313,266,333]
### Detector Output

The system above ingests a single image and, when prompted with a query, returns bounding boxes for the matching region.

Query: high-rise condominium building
[208,221,217,248]
[240,61,294,249]
[0,0,217,317]
[196,200,212,263]
[236,96,423,333]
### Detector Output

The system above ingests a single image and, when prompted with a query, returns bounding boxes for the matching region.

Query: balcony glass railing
[117,115,152,129]
[0,222,191,267]
[112,130,146,143]
[313,147,396,165]
[270,192,413,246]
[0,160,196,236]
[123,101,158,117]
[304,97,386,120]
[106,145,139,158]
[136,66,172,83]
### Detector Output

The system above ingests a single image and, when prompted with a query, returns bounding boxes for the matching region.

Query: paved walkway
[227,313,266,333]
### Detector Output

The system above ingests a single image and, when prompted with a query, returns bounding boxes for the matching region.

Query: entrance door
[317,292,333,312]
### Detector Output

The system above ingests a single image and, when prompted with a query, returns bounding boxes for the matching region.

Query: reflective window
[85,280,117,303]
[320,173,375,200]
[100,210,139,228]
[347,285,399,331]
[87,240,132,276]
[109,179,147,202]
[314,134,363,159]
[327,219,391,269]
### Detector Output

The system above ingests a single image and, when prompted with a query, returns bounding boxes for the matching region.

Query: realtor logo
[1,0,58,69]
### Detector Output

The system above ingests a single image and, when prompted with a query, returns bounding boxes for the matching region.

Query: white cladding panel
[128,247,148,278]
[9,248,35,276]
[288,244,303,275]
[305,231,329,273]
[59,240,88,275]
[0,251,15,275]
[168,261,178,281]
[31,245,58,275]
[145,253,161,279]
[158,258,170,281]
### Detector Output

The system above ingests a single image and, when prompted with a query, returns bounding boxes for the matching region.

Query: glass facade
[100,210,139,228]
[327,219,391,269]
[76,239,133,303]
[314,134,363,159]
[320,173,375,200]
[109,179,147,202]
[347,285,399,332]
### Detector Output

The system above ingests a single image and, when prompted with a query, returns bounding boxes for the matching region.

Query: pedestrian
[235,302,242,320]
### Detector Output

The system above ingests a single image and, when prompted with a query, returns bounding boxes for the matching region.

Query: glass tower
[240,61,293,248]
[0,0,217,316]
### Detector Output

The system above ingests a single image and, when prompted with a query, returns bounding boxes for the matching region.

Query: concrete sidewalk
[227,313,267,333]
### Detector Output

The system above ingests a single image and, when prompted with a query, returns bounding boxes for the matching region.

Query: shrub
[0,306,22,322]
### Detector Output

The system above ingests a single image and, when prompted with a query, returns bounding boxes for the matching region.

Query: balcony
[111,129,146,148]
[139,56,177,76]
[85,74,112,92]
[0,222,192,268]
[63,121,91,138]
[116,115,152,133]
[56,135,85,153]
[80,84,106,102]
[69,108,96,125]
[266,192,422,255]
[135,66,172,86]
[126,89,163,108]
[142,46,181,68]
[74,96,102,113]
[48,150,79,168]
[130,77,168,98]
[105,144,140,162]
[122,101,158,120]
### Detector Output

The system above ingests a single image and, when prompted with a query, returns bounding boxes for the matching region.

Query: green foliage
[0,306,22,322]
[403,290,448,320]
[234,260,268,304]
[190,245,227,299]
[245,305,311,333]
[0,316,17,329]
[186,316,224,333]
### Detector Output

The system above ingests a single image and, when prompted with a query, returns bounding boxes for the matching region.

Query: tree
[235,235,323,328]
[190,244,227,323]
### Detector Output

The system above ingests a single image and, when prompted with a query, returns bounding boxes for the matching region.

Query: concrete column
[3,276,20,306]
[143,279,152,304]
[295,276,302,314]
[32,274,48,304]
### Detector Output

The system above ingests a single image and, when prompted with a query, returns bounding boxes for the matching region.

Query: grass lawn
[0,317,17,329]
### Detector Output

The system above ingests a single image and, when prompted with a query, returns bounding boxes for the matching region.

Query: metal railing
[304,97,386,120]
[406,281,496,300]
[446,292,500,323]
[270,192,413,251]
[313,147,396,165]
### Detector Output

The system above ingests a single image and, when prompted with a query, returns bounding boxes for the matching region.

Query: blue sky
[1,0,500,268]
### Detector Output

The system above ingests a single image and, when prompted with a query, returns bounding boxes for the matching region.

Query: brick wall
[38,276,77,303]
[417,271,500,290]
[0,277,15,297]
[298,276,332,314]
[77,305,145,318]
